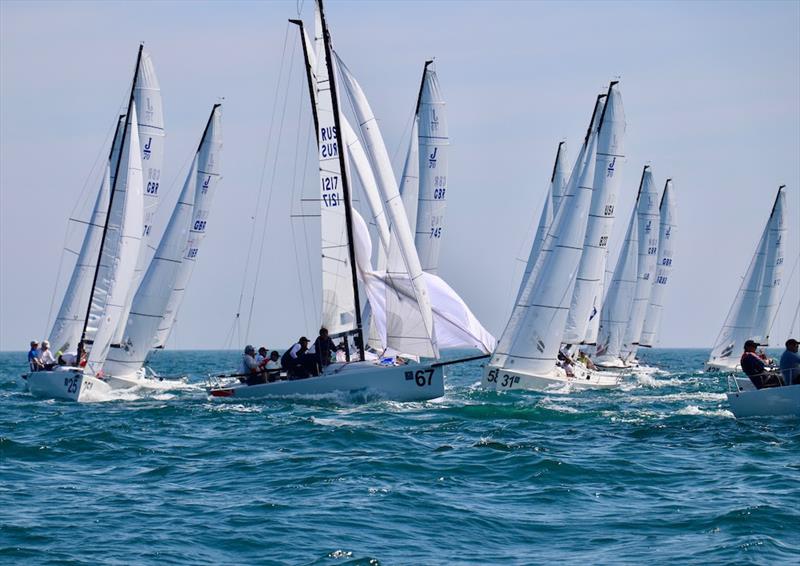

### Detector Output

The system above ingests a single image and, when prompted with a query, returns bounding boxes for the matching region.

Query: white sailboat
[482,94,621,392]
[706,186,787,372]
[594,167,647,368]
[619,165,661,364]
[563,82,627,350]
[103,104,223,383]
[727,379,800,418]
[209,0,487,401]
[28,46,148,401]
[639,179,677,349]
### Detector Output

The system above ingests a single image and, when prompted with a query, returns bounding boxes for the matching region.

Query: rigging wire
[244,30,299,340]
[289,69,312,332]
[768,250,800,340]
[228,23,292,346]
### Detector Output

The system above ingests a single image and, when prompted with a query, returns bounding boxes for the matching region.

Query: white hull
[594,356,630,370]
[207,360,445,402]
[705,359,740,373]
[727,384,800,418]
[27,367,112,402]
[481,364,622,392]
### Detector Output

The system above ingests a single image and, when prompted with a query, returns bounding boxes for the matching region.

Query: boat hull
[726,385,800,418]
[704,359,740,373]
[481,364,621,392]
[27,368,112,402]
[207,361,445,402]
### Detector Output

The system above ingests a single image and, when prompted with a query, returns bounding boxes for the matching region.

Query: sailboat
[208,0,489,401]
[638,179,677,350]
[594,165,661,368]
[481,92,622,392]
[102,104,223,384]
[28,46,149,401]
[706,186,787,372]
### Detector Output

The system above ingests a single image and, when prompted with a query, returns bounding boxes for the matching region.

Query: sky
[1,0,799,351]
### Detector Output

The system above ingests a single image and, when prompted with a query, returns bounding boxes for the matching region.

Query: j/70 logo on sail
[428,147,438,168]
[143,137,152,160]
[606,157,616,178]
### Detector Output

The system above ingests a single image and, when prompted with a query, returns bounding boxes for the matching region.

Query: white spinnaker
[415,67,449,274]
[489,130,599,376]
[750,187,787,345]
[515,141,568,305]
[315,35,356,335]
[621,167,661,361]
[352,208,495,355]
[336,54,437,358]
[48,117,125,354]
[595,200,639,363]
[640,180,676,347]
[564,83,627,344]
[134,51,165,268]
[85,105,144,375]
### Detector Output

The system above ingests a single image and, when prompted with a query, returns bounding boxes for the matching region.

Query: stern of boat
[27,368,112,402]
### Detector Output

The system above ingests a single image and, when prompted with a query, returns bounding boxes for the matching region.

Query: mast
[317,0,365,359]
[413,60,434,116]
[585,93,607,143]
[660,178,671,208]
[198,103,221,152]
[635,164,649,201]
[289,19,320,137]
[596,80,619,134]
[550,141,565,183]
[80,44,144,353]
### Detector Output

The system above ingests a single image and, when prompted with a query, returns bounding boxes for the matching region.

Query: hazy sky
[1,0,798,351]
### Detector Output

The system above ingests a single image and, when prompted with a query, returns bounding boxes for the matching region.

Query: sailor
[281,337,316,379]
[264,350,281,381]
[27,340,43,372]
[578,350,597,371]
[239,345,265,385]
[255,347,268,366]
[740,340,782,389]
[40,340,57,369]
[313,327,337,370]
[58,351,79,366]
[779,338,800,386]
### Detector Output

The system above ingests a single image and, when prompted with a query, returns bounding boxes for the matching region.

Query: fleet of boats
[20,0,798,418]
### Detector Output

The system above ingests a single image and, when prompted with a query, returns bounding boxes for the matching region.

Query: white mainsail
[488,129,599,376]
[564,82,627,344]
[85,104,144,375]
[135,51,165,265]
[336,54,437,358]
[415,64,449,274]
[48,116,125,354]
[103,105,223,376]
[750,187,786,344]
[620,166,661,361]
[515,142,568,305]
[640,179,676,348]
[708,186,787,367]
[399,119,421,237]
[595,178,641,365]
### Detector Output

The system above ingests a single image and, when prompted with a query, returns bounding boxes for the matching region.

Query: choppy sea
[1,348,798,565]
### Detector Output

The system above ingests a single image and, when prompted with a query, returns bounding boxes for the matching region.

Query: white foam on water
[675,404,734,418]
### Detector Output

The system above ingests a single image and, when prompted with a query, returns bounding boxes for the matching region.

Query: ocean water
[1,348,798,565]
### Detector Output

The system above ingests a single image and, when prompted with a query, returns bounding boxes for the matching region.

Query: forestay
[489,129,599,376]
[85,105,144,375]
[620,166,661,361]
[49,116,125,354]
[640,179,677,347]
[564,82,627,344]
